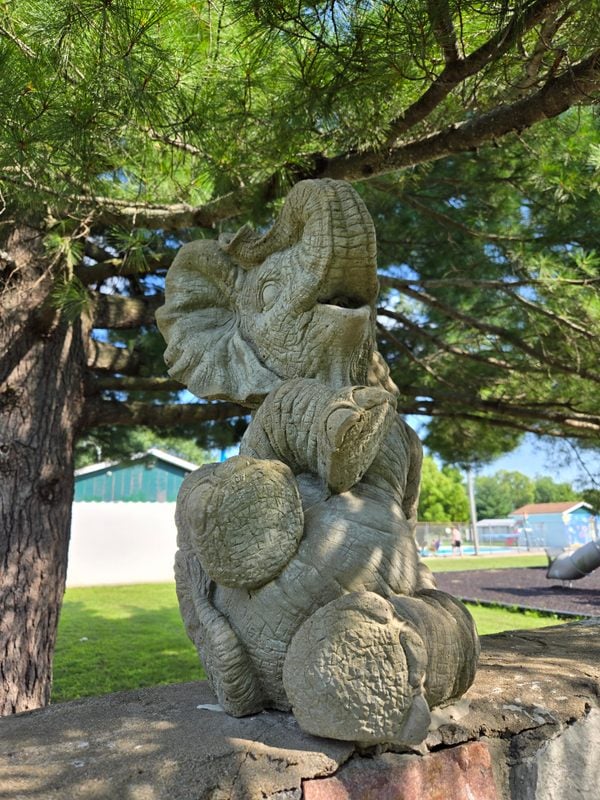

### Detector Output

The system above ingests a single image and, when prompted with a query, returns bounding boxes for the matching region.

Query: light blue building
[510,502,598,549]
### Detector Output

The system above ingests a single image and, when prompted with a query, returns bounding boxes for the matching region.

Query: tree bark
[0,228,87,714]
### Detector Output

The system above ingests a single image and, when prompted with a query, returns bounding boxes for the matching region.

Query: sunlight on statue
[156,179,479,746]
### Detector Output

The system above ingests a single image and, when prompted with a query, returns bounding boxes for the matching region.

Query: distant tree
[75,428,209,469]
[475,470,583,518]
[418,457,469,522]
[474,476,513,519]
[421,418,522,469]
[475,471,535,518]
[581,488,600,513]
[533,476,579,504]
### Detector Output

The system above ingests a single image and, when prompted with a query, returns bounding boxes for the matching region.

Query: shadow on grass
[52,600,204,703]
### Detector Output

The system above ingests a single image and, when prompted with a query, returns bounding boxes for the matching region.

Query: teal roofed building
[68,448,200,587]
[74,447,197,503]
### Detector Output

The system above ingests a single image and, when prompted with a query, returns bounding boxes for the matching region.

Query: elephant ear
[156,240,280,407]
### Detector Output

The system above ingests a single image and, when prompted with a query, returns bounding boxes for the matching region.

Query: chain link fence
[416,521,522,555]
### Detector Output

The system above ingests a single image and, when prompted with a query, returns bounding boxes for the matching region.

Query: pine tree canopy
[2,0,600,463]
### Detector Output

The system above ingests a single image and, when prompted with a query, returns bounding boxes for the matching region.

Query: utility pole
[467,466,480,555]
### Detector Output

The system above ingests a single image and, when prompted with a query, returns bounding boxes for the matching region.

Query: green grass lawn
[52,583,204,703]
[425,553,547,572]
[52,580,568,704]
[467,603,565,635]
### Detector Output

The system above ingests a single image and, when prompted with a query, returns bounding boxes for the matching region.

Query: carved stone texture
[176,456,304,589]
[156,178,480,746]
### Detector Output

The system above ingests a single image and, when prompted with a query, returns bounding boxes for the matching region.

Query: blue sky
[478,434,599,489]
[406,415,599,489]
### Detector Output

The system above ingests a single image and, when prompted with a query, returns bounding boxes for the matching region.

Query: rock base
[1,620,599,799]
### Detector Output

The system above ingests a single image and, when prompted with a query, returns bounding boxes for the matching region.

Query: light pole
[467,466,480,555]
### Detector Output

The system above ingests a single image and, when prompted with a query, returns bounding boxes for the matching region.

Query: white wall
[67,502,178,587]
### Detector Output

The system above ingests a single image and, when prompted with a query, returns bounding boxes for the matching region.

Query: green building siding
[74,458,190,502]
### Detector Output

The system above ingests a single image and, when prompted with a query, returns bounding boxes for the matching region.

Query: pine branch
[79,52,599,232]
[87,341,141,374]
[380,276,599,343]
[387,0,564,146]
[144,129,207,157]
[393,395,595,440]
[76,259,161,284]
[421,407,565,439]
[395,192,528,241]
[426,0,460,65]
[83,399,246,428]
[500,287,597,342]
[377,312,517,373]
[87,375,183,393]
[393,388,589,439]
[400,385,600,435]
[378,323,452,386]
[382,285,600,384]
[0,23,36,58]
[380,276,600,290]
[76,247,172,284]
[512,10,573,94]
[0,169,256,234]
[320,51,600,182]
[89,189,256,234]
[89,292,162,329]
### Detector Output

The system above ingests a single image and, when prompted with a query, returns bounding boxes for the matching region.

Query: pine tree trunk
[0,228,86,714]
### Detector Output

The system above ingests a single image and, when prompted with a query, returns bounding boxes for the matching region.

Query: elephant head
[156,179,394,407]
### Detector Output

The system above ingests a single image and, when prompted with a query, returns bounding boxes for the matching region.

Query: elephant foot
[322,386,396,493]
[177,456,304,589]
[282,592,431,746]
[174,550,265,716]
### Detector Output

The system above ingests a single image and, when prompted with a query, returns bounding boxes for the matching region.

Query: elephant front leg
[174,456,306,716]
[389,589,480,709]
[281,589,479,746]
[242,378,397,493]
[174,548,266,716]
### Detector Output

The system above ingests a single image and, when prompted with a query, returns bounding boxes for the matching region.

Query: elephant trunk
[221,179,379,307]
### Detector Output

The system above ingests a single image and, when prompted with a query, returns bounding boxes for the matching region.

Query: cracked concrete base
[1,620,599,800]
[0,682,353,800]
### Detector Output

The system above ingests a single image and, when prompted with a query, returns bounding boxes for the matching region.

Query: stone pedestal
[1,621,599,799]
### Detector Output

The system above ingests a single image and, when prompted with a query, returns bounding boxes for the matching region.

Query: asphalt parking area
[434,566,600,617]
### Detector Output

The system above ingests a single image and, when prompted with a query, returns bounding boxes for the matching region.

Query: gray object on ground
[156,178,480,747]
[547,538,600,581]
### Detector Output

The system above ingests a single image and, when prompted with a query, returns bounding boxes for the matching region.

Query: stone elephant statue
[156,179,479,746]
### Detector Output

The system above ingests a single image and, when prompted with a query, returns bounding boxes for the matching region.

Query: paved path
[434,565,600,617]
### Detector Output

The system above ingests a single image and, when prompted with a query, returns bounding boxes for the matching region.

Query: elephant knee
[176,456,304,589]
[283,592,431,746]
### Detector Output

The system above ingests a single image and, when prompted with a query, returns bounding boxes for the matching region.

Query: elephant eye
[261,281,279,309]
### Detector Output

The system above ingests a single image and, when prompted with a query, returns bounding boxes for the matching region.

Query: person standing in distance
[451,526,462,556]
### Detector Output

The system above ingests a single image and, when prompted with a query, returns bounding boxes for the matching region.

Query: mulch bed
[433,565,600,617]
